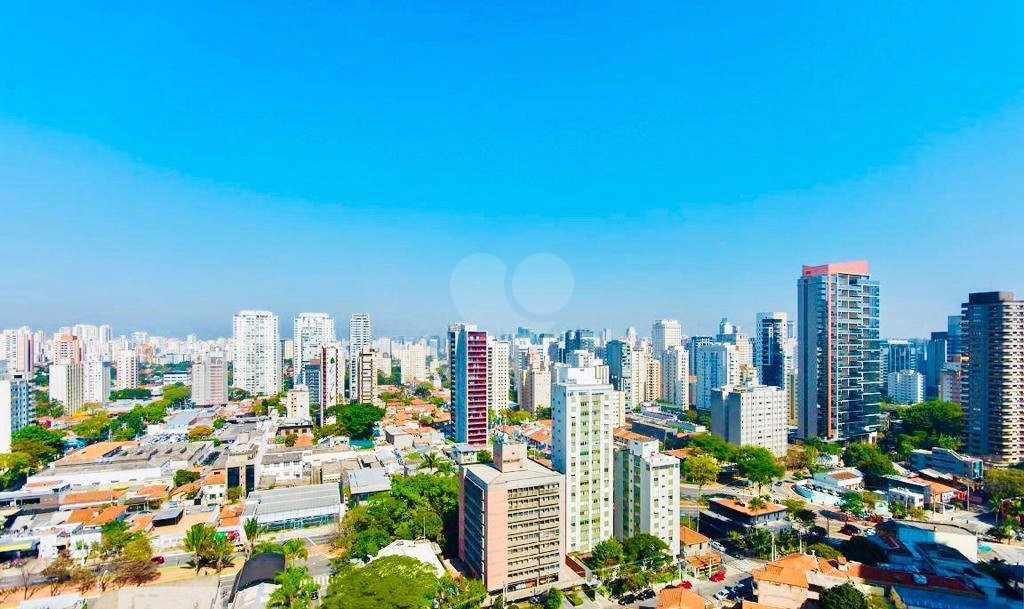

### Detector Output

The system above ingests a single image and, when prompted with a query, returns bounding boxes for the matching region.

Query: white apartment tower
[353,348,377,404]
[115,350,139,391]
[660,345,689,408]
[0,375,33,453]
[695,343,740,410]
[320,343,345,411]
[49,362,84,414]
[232,310,282,396]
[710,383,788,457]
[293,313,336,371]
[487,339,511,414]
[651,320,683,358]
[552,366,615,553]
[348,314,372,399]
[83,359,111,405]
[3,328,34,375]
[614,438,681,556]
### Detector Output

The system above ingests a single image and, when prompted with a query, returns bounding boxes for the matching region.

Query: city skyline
[2,3,1023,337]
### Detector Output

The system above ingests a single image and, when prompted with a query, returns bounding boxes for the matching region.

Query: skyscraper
[52,334,83,364]
[348,314,372,399]
[797,261,881,441]
[0,374,33,453]
[755,312,790,394]
[293,313,336,373]
[453,325,489,446]
[606,339,641,412]
[192,352,228,407]
[83,359,111,405]
[651,319,683,358]
[49,362,84,414]
[694,343,740,411]
[660,345,689,409]
[924,331,949,398]
[486,339,510,415]
[962,291,1024,465]
[353,348,378,405]
[320,343,345,411]
[2,328,34,375]
[613,437,680,556]
[115,350,138,391]
[552,366,615,553]
[232,310,282,396]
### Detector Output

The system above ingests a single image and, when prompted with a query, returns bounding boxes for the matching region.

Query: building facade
[694,343,739,411]
[115,349,138,391]
[710,383,788,457]
[613,437,680,556]
[0,374,33,453]
[652,319,683,358]
[660,345,689,409]
[887,370,925,405]
[192,353,228,407]
[232,310,282,396]
[487,339,510,414]
[453,325,489,446]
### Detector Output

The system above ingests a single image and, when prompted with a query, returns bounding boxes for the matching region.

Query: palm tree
[436,460,454,476]
[268,567,318,609]
[252,541,284,556]
[208,534,233,573]
[182,524,214,575]
[419,453,441,473]
[281,539,308,568]
[243,517,261,557]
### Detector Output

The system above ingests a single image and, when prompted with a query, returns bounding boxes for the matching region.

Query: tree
[183,523,215,574]
[73,411,112,442]
[839,537,886,566]
[327,402,385,440]
[683,455,720,492]
[747,529,774,558]
[284,433,298,447]
[436,575,486,609]
[985,469,1024,506]
[113,536,158,587]
[686,433,737,462]
[842,444,895,488]
[244,517,261,557]
[70,566,97,594]
[174,469,201,488]
[419,453,441,473]
[819,583,868,609]
[840,493,865,516]
[475,450,493,464]
[545,588,563,609]
[591,539,624,568]
[11,424,64,467]
[269,567,319,609]
[42,551,74,595]
[622,534,670,570]
[282,539,308,567]
[188,425,214,441]
[213,417,226,429]
[0,453,32,489]
[323,556,440,609]
[807,543,842,559]
[736,446,784,493]
[207,534,234,573]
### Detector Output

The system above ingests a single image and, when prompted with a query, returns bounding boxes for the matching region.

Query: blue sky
[1,2,1023,339]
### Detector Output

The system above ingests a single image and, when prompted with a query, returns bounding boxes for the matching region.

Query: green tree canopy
[686,433,737,461]
[985,468,1024,505]
[323,556,440,609]
[819,583,868,609]
[12,424,65,467]
[842,443,895,488]
[591,538,624,568]
[682,454,721,489]
[622,533,670,570]
[736,446,785,492]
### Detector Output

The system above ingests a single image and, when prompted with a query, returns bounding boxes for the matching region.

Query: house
[652,587,707,609]
[751,553,853,609]
[811,468,864,493]
[699,498,788,538]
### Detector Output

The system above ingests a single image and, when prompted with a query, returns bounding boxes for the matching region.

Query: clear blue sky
[1,2,1023,339]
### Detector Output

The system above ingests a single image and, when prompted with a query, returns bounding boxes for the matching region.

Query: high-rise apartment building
[49,362,84,414]
[643,354,662,402]
[487,339,511,414]
[563,330,596,360]
[293,313,335,374]
[694,343,740,411]
[887,370,925,405]
[606,339,641,413]
[651,320,683,358]
[52,334,83,364]
[319,343,345,411]
[232,310,282,396]
[3,328,34,375]
[939,355,966,406]
[962,292,1024,465]
[552,366,615,553]
[453,325,489,446]
[115,350,138,391]
[0,374,33,453]
[924,331,949,398]
[797,261,881,441]
[352,348,378,405]
[710,383,788,458]
[348,314,372,399]
[660,345,689,409]
[613,437,680,556]
[192,353,228,407]
[755,312,790,394]
[82,359,111,405]
[459,441,565,593]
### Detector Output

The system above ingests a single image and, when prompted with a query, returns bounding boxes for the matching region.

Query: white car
[714,589,729,601]
[710,541,726,552]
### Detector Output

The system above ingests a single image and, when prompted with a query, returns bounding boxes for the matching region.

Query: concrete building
[292,313,335,373]
[709,383,788,457]
[114,350,138,391]
[232,311,281,396]
[962,291,1024,465]
[242,484,343,530]
[613,437,680,556]
[49,362,84,414]
[0,374,32,453]
[319,343,345,410]
[285,385,311,420]
[939,355,967,405]
[348,314,372,400]
[908,447,984,481]
[519,360,551,415]
[606,339,641,412]
[459,441,565,594]
[694,343,739,411]
[452,325,489,446]
[192,353,228,407]
[82,359,110,405]
[487,339,510,414]
[51,334,83,364]
[755,312,791,404]
[660,345,689,409]
[651,319,683,358]
[396,341,428,384]
[552,366,615,553]
[352,348,377,405]
[643,353,662,402]
[2,328,34,375]
[797,261,881,442]
[887,370,925,405]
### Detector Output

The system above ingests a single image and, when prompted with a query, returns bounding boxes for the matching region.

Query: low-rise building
[908,447,983,481]
[242,484,343,531]
[811,468,864,493]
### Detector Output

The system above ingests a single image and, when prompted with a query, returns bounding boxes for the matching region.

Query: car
[618,594,636,605]
[710,541,726,552]
[710,570,726,582]
[151,556,165,564]
[714,590,729,601]
[680,581,693,590]
[638,589,655,600]
[840,524,861,536]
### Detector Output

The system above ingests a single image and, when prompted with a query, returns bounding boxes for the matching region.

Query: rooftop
[657,587,706,609]
[679,525,710,546]
[712,497,787,516]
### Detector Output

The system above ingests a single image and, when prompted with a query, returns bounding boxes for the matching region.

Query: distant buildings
[192,353,228,407]
[2,328,34,375]
[115,349,138,391]
[962,291,1024,465]
[319,343,345,410]
[660,345,689,409]
[232,311,282,396]
[694,343,739,411]
[518,352,551,415]
[348,314,372,400]
[49,362,84,414]
[887,370,925,405]
[292,313,335,378]
[486,339,510,414]
[606,339,641,412]
[710,382,788,457]
[797,261,881,442]
[352,349,377,405]
[459,441,564,593]
[82,359,110,405]
[552,366,614,553]
[755,311,791,402]
[651,319,682,358]
[613,436,680,556]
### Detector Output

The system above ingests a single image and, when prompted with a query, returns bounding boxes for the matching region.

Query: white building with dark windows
[232,310,281,396]
[887,370,925,405]
[614,437,680,556]
[0,374,33,453]
[710,382,788,457]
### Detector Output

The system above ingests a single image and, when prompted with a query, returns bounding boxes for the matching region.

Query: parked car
[618,594,636,605]
[680,581,693,589]
[151,556,165,564]
[710,570,726,582]
[638,589,655,600]
[710,541,726,552]
[714,589,729,600]
[840,523,861,536]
